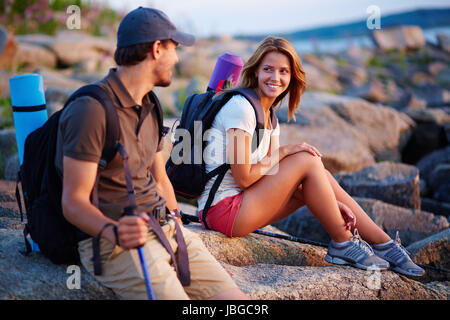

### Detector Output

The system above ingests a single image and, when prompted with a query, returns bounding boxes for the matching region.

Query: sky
[102,0,450,37]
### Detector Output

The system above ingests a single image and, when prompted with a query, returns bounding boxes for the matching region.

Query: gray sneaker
[325,229,390,271]
[371,231,425,277]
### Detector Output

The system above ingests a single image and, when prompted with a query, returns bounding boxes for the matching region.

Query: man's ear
[151,40,163,60]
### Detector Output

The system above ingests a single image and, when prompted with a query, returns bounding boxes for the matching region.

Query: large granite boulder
[0,129,17,179]
[415,146,450,214]
[279,122,374,174]
[278,92,414,173]
[302,63,342,93]
[189,223,328,268]
[344,79,388,103]
[401,109,450,164]
[416,146,450,185]
[225,263,446,300]
[428,164,450,203]
[411,84,450,108]
[371,26,426,51]
[0,29,18,71]
[15,42,57,70]
[407,228,450,283]
[0,229,117,300]
[16,31,115,67]
[39,69,86,116]
[4,153,19,181]
[307,93,414,160]
[0,71,12,100]
[334,162,421,210]
[437,34,450,53]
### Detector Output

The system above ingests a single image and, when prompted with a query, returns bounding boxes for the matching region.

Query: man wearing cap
[56,7,248,300]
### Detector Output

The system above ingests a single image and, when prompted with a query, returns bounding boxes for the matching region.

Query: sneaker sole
[391,266,425,277]
[325,254,389,271]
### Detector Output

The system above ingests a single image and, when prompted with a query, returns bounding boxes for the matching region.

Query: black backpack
[166,88,277,229]
[16,84,166,265]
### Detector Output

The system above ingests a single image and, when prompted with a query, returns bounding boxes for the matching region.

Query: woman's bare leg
[265,185,305,225]
[260,168,391,245]
[232,152,353,242]
[323,170,391,244]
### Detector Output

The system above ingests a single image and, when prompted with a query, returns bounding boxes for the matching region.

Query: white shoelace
[351,228,374,255]
[393,231,412,260]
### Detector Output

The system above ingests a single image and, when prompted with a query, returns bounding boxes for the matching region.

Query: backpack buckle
[98,159,107,171]
[152,204,167,225]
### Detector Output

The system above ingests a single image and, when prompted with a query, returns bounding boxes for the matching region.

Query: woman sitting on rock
[197,36,424,277]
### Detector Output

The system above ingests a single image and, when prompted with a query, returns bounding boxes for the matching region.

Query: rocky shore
[0,25,449,299]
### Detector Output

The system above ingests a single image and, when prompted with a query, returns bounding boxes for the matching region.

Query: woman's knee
[286,151,324,172]
[292,187,304,203]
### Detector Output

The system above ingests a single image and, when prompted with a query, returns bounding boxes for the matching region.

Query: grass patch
[335,55,349,68]
[366,56,384,69]
[0,98,13,130]
[176,195,198,208]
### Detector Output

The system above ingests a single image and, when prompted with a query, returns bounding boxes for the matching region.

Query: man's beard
[155,78,171,87]
[154,67,173,87]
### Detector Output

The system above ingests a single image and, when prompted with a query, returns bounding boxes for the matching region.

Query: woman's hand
[281,142,322,159]
[117,212,150,249]
[337,201,356,231]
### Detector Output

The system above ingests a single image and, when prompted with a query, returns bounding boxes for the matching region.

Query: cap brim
[172,31,196,46]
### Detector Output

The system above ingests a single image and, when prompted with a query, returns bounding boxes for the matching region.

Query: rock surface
[279,121,374,174]
[189,223,329,268]
[1,180,447,300]
[0,129,17,179]
[334,162,421,209]
[402,109,450,164]
[372,26,426,51]
[225,263,447,300]
[16,42,57,69]
[16,31,115,67]
[407,228,450,283]
[0,229,117,300]
[0,223,447,300]
[278,92,414,173]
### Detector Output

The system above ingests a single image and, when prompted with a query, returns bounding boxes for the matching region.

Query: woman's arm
[227,128,322,189]
[150,151,179,212]
[267,130,280,157]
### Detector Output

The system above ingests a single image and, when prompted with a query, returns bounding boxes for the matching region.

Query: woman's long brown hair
[237,36,306,121]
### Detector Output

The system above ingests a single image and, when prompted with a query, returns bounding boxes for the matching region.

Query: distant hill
[237,8,450,41]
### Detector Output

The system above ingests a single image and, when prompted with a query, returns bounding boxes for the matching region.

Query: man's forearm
[62,196,118,244]
[155,177,178,211]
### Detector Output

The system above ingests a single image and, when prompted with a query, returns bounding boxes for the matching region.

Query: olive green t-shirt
[55,68,165,220]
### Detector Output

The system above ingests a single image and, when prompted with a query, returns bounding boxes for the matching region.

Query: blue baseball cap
[117,7,195,48]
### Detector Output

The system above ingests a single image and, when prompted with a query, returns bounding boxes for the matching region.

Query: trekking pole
[180,212,450,274]
[124,206,155,300]
[252,229,328,248]
[180,212,329,247]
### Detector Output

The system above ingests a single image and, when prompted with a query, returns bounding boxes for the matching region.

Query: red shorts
[198,192,244,237]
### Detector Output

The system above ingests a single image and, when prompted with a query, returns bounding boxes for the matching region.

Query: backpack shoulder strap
[230,88,264,127]
[148,90,169,142]
[228,88,278,130]
[226,88,278,149]
[64,84,120,165]
[269,107,278,130]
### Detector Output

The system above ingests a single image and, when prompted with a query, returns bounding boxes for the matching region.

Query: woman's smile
[256,51,291,102]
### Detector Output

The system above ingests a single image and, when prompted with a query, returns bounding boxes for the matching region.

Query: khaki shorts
[78,220,238,300]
